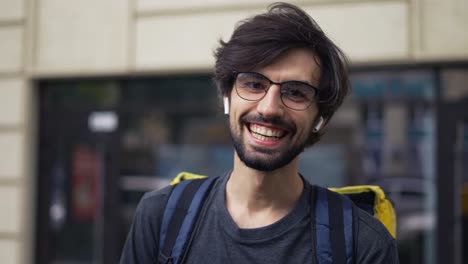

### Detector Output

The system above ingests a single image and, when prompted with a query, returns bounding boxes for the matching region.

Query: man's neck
[225,154,304,228]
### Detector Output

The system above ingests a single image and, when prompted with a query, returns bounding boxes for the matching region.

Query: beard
[229,114,307,171]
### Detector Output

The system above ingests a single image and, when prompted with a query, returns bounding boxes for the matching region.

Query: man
[121,2,399,263]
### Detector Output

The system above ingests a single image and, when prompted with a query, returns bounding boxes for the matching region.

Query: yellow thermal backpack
[159,171,397,264]
[170,171,396,238]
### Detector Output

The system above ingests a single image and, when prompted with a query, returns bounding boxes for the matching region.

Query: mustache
[240,114,296,133]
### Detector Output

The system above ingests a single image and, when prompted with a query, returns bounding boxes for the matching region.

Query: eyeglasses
[233,71,319,111]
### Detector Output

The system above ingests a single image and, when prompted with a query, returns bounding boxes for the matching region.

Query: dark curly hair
[213,2,350,146]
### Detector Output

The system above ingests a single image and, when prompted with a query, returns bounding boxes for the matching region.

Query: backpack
[158,172,397,264]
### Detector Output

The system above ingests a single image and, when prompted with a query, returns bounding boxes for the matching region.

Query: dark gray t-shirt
[120,174,399,263]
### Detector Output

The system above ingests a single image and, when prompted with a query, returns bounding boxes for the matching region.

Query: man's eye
[282,85,311,102]
[244,82,266,90]
[284,88,306,97]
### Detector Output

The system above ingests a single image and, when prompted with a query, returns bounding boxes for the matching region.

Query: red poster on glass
[72,144,100,221]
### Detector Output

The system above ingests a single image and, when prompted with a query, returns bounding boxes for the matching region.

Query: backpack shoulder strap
[158,176,217,264]
[314,186,354,264]
[330,185,396,238]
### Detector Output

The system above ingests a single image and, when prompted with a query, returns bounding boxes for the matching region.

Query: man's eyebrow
[300,80,313,85]
[286,79,316,86]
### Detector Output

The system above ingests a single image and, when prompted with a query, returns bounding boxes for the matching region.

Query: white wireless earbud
[313,116,324,132]
[223,97,229,115]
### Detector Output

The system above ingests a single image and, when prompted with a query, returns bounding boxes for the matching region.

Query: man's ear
[313,116,325,132]
[223,97,229,115]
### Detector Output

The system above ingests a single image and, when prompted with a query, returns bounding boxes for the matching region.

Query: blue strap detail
[315,187,332,264]
[159,180,192,251]
[170,176,217,264]
[315,187,355,264]
[341,195,354,264]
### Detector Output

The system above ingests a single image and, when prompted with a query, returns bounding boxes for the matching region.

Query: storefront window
[351,69,436,263]
[37,67,453,263]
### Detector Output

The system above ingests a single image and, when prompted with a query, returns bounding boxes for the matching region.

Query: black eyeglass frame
[232,71,320,111]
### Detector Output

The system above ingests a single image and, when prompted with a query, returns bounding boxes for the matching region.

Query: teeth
[252,132,277,142]
[249,124,284,138]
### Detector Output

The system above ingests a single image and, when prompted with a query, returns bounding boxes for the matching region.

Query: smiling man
[121,2,399,264]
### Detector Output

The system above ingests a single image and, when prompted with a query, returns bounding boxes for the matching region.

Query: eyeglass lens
[235,72,316,110]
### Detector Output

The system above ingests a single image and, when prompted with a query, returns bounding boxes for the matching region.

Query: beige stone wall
[0,0,466,263]
[135,0,410,71]
[0,0,31,262]
[27,0,468,76]
[412,0,468,60]
[35,0,130,75]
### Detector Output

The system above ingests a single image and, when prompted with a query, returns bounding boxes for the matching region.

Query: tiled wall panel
[0,27,23,72]
[0,240,19,264]
[304,1,408,62]
[36,0,129,72]
[0,0,24,21]
[0,79,25,126]
[0,186,21,233]
[415,0,468,59]
[0,132,24,179]
[136,10,260,70]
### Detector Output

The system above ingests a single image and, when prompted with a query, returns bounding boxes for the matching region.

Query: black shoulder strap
[314,186,354,264]
[158,176,217,264]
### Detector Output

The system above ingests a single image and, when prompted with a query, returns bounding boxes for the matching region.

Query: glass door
[36,83,121,264]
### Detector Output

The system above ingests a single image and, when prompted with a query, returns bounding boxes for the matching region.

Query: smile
[248,123,287,142]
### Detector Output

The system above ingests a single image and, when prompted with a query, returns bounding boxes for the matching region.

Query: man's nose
[256,85,285,117]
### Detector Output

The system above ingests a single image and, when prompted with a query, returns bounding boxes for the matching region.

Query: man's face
[228,48,321,171]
